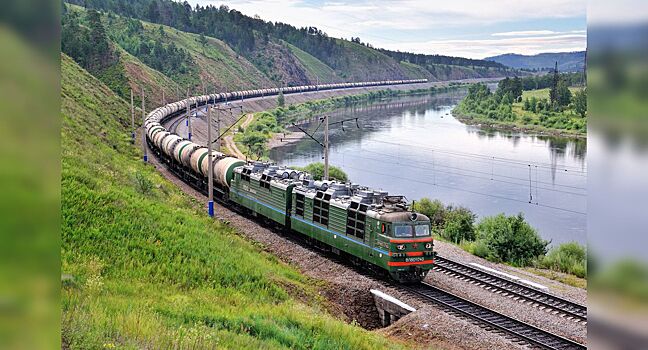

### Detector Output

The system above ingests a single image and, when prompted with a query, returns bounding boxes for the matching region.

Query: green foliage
[412,198,475,243]
[240,131,268,159]
[134,170,154,196]
[537,242,587,278]
[573,88,587,117]
[475,213,549,266]
[107,16,193,78]
[554,79,573,108]
[454,82,586,135]
[62,8,130,99]
[277,91,285,107]
[412,198,447,229]
[442,206,476,243]
[496,77,523,101]
[293,163,349,182]
[517,72,585,90]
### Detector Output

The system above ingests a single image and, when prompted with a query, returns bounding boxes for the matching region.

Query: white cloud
[492,30,559,36]
[381,34,587,59]
[191,0,586,57]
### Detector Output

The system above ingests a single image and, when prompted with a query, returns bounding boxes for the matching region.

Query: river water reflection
[269,90,587,245]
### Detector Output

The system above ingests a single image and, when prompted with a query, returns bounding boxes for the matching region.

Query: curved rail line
[405,283,586,350]
[145,80,585,349]
[433,256,587,323]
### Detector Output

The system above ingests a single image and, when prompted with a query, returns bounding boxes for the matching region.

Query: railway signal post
[207,103,214,217]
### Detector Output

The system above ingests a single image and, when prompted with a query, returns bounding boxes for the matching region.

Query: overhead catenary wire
[338,151,586,197]
[338,163,586,216]
[356,147,587,191]
[362,138,587,174]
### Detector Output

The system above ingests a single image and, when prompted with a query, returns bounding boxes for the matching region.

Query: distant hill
[63,0,518,101]
[485,52,585,72]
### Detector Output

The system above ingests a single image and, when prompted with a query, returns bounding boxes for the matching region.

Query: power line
[339,151,586,197]
[356,147,587,191]
[362,139,588,174]
[338,163,586,216]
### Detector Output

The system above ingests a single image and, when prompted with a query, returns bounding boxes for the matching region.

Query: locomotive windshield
[393,224,430,237]
[415,224,430,236]
[394,225,413,237]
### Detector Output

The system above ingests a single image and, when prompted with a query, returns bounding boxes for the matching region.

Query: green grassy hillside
[104,12,273,91]
[330,39,408,81]
[60,53,409,349]
[118,46,182,106]
[285,42,341,83]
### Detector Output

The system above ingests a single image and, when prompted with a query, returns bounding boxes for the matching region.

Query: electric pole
[323,115,329,180]
[130,89,135,142]
[216,107,221,152]
[141,86,147,163]
[207,103,214,217]
[186,88,192,140]
[286,116,358,182]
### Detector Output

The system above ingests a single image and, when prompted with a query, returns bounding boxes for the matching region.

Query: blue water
[269,91,587,245]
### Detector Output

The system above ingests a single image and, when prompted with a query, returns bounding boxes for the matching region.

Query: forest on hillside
[64,0,512,79]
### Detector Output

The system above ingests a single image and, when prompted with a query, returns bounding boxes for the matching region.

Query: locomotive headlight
[396,244,406,250]
[425,243,433,249]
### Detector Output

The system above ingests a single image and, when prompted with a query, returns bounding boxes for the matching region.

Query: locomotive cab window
[394,225,413,237]
[415,224,430,237]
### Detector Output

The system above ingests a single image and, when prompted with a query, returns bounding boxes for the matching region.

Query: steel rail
[434,256,587,323]
[405,282,586,350]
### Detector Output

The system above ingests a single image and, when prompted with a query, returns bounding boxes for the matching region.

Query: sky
[188,0,586,59]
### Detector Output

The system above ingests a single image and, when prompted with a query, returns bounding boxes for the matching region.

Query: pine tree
[549,61,559,105]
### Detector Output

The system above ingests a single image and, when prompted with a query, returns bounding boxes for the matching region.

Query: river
[269,90,587,245]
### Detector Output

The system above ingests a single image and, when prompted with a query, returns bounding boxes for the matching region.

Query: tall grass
[537,242,587,278]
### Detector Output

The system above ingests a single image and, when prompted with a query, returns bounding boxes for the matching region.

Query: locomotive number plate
[405,257,424,262]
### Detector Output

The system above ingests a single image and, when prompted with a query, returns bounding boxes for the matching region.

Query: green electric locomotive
[228,162,435,283]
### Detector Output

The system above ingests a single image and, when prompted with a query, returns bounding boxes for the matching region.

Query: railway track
[434,256,587,323]
[149,85,585,349]
[405,282,586,350]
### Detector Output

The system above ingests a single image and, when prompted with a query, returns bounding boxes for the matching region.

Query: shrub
[442,206,476,243]
[240,131,267,159]
[412,198,447,229]
[538,242,587,278]
[471,240,491,258]
[134,171,154,195]
[475,213,549,266]
[277,91,285,107]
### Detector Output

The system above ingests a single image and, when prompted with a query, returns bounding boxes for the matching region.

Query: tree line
[61,7,131,99]
[65,0,508,73]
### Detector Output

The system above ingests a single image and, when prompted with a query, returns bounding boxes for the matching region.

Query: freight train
[145,79,435,283]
